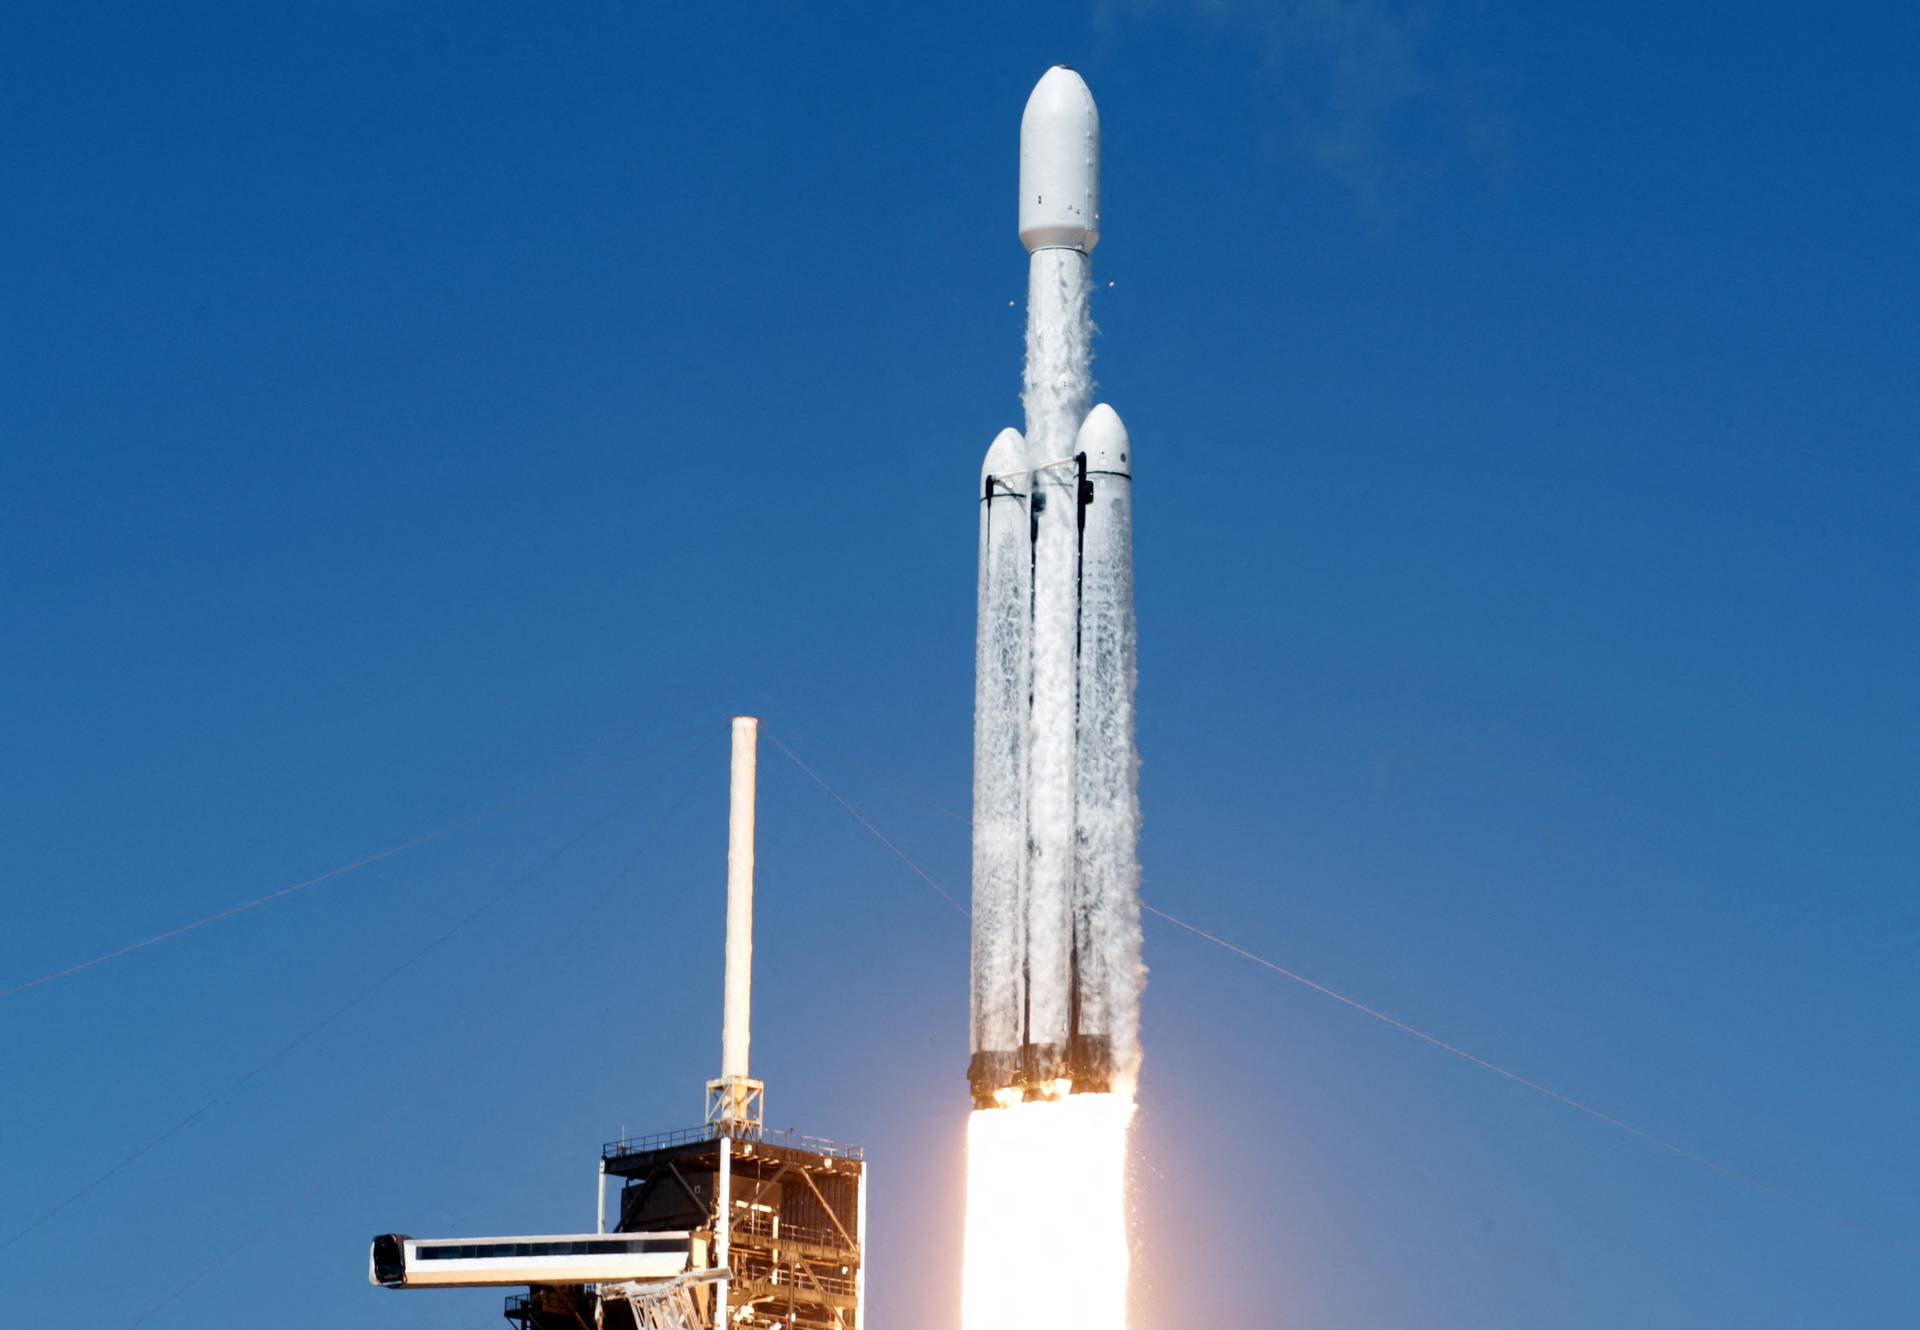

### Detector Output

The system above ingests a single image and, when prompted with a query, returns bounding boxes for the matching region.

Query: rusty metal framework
[706,1076,765,1131]
[595,1269,731,1330]
[505,1124,864,1330]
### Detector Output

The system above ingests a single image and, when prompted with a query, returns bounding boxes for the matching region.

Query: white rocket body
[969,67,1141,1108]
[972,427,1031,1067]
[1019,65,1100,255]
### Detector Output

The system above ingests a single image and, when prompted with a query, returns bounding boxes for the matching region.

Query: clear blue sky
[4,3,1915,1327]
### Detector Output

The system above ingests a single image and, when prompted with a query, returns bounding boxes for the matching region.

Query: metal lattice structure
[504,1122,864,1330]
[595,1269,731,1330]
[613,1123,864,1330]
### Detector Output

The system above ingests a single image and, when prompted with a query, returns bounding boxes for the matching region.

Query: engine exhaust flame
[962,1094,1135,1330]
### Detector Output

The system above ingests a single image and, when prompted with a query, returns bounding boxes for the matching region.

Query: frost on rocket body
[1073,404,1142,1092]
[1021,248,1094,1067]
[972,428,1030,1060]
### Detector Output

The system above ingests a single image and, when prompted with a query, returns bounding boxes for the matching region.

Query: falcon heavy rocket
[969,66,1143,1111]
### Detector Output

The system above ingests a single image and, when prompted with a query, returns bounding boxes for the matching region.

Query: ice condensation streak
[972,429,1031,1060]
[1073,413,1142,1089]
[1022,246,1094,1066]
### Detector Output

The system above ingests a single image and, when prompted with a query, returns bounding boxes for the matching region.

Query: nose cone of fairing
[1019,66,1100,254]
[1075,404,1129,476]
[981,426,1027,491]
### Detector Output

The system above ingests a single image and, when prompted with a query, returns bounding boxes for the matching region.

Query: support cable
[777,737,1899,1248]
[1138,902,1873,1236]
[763,730,967,916]
[766,727,969,824]
[118,761,710,1328]
[0,722,713,1004]
[2,733,710,1255]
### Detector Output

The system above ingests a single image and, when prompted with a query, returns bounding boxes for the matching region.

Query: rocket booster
[969,67,1142,1111]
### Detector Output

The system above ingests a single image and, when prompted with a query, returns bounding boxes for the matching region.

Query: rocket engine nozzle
[966,1035,1115,1110]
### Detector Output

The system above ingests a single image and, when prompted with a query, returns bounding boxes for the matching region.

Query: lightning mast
[370,717,867,1330]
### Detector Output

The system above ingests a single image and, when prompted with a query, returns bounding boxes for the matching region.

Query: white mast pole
[721,716,757,1087]
[710,716,761,1330]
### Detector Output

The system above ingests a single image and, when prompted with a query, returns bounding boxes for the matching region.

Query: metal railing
[734,1260,859,1302]
[603,1124,717,1157]
[729,1209,857,1254]
[603,1123,863,1162]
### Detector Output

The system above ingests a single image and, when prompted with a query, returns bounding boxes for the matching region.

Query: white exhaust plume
[963,1094,1135,1330]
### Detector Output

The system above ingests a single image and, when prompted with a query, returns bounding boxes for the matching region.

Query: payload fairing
[969,67,1143,1110]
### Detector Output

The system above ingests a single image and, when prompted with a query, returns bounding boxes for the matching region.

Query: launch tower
[370,718,867,1330]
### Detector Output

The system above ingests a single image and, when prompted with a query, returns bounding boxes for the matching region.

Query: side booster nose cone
[980,425,1028,489]
[1019,65,1100,253]
[1076,402,1129,474]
